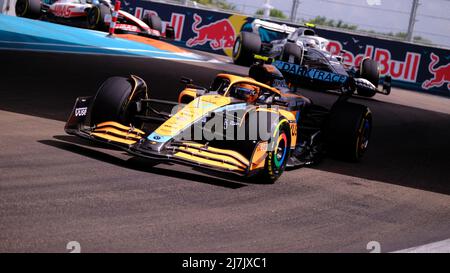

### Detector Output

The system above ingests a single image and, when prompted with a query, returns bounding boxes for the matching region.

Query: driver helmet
[303,38,319,49]
[232,83,260,103]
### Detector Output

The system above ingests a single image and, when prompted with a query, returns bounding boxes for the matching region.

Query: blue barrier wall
[120,1,449,95]
[0,14,213,62]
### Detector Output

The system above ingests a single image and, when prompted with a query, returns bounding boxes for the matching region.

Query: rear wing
[251,19,317,35]
[251,19,296,35]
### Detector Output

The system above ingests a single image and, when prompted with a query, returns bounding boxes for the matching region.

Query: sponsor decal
[147,132,171,142]
[186,13,236,50]
[273,60,347,84]
[185,13,246,56]
[327,41,421,82]
[74,107,87,117]
[421,53,450,90]
[51,5,77,18]
[114,24,139,32]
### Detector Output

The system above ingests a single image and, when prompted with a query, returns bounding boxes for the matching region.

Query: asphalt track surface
[1,50,450,253]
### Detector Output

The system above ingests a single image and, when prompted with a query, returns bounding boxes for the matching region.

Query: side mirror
[181,77,208,94]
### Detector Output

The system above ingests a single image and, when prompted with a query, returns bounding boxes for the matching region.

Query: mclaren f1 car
[65,62,373,183]
[15,0,174,39]
[232,19,391,97]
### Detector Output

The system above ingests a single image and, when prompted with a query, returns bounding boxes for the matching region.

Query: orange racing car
[65,60,372,183]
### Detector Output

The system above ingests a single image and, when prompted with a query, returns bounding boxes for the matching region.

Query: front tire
[15,0,41,19]
[357,58,379,97]
[257,119,291,183]
[90,76,148,127]
[232,31,261,66]
[326,102,372,161]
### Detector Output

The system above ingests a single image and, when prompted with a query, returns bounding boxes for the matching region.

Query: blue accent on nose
[147,133,171,143]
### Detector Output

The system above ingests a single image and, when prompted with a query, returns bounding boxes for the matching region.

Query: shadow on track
[38,137,248,189]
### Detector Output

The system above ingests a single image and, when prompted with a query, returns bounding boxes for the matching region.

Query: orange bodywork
[176,73,300,151]
[178,88,198,104]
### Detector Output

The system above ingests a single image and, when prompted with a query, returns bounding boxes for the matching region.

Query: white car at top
[15,0,174,39]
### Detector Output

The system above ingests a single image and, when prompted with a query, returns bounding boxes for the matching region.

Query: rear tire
[90,76,147,127]
[232,31,261,66]
[357,58,379,97]
[143,14,163,34]
[87,4,110,32]
[326,102,372,161]
[15,0,41,19]
[281,42,303,65]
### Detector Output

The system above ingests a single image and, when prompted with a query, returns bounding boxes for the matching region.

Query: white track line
[392,239,450,253]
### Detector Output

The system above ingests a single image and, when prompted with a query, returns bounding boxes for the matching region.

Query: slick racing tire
[15,0,41,19]
[281,42,304,65]
[232,31,262,66]
[90,76,147,127]
[257,119,291,184]
[143,14,163,34]
[87,4,110,31]
[326,102,372,162]
[357,58,379,97]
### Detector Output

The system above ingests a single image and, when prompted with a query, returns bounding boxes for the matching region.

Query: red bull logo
[328,40,421,82]
[422,53,450,90]
[186,13,235,50]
